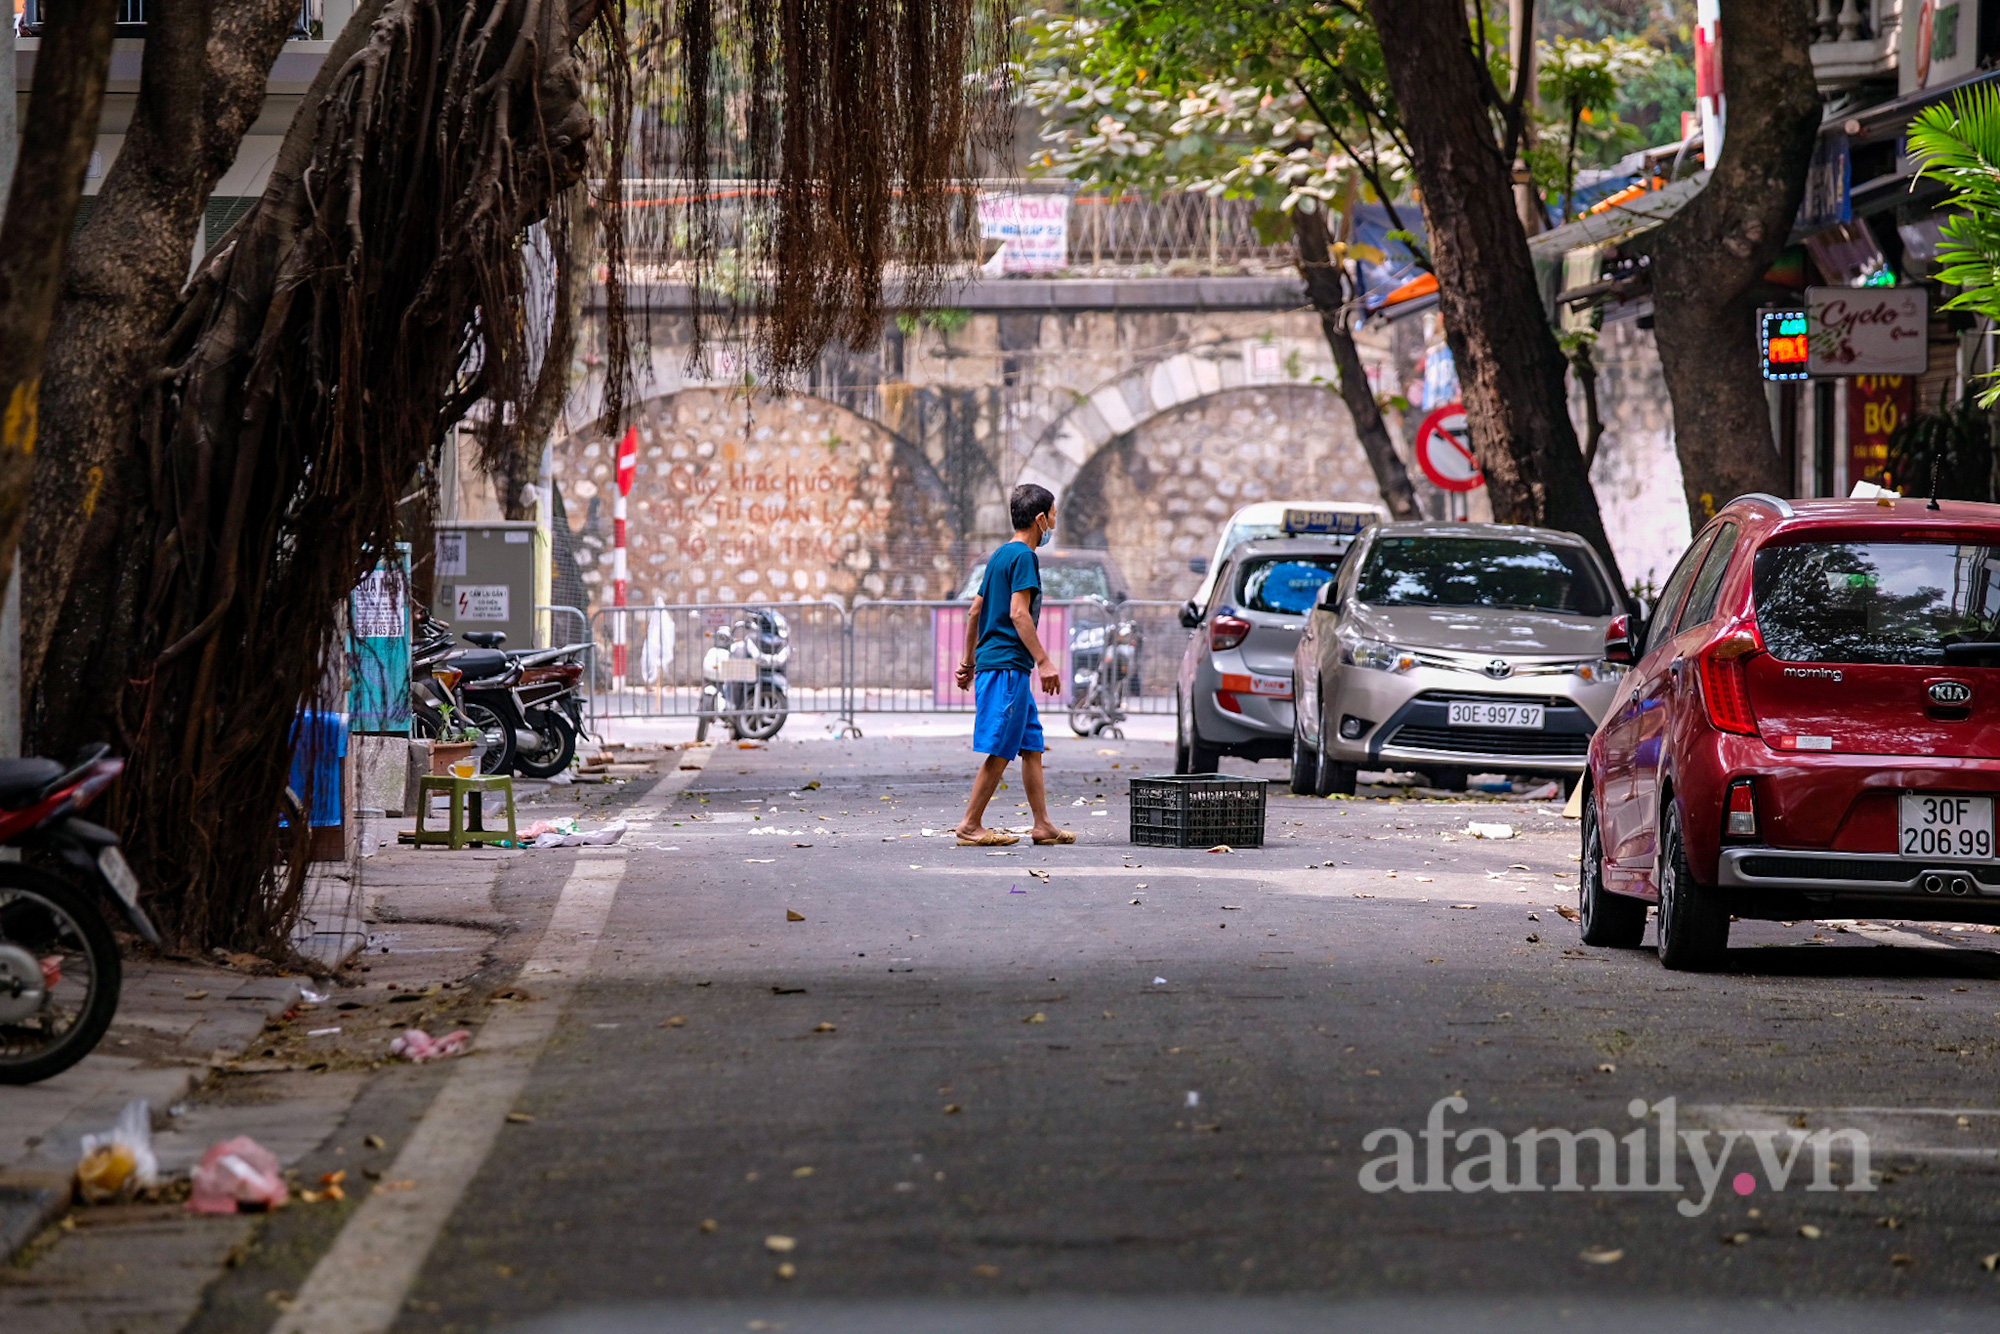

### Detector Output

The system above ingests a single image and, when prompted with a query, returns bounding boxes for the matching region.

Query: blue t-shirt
[974,541,1042,672]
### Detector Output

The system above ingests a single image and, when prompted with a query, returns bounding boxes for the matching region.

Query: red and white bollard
[611,424,637,689]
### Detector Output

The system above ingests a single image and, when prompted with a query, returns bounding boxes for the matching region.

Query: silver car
[1291,522,1624,795]
[1174,538,1355,773]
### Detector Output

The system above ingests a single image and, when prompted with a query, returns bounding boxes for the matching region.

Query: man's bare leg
[1021,750,1070,841]
[957,753,1010,839]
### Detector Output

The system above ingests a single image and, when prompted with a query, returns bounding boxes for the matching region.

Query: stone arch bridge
[542,277,1403,611]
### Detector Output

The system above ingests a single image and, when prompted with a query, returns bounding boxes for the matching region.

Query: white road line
[271,751,712,1334]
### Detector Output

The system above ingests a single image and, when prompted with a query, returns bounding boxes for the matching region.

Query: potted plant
[430,699,484,777]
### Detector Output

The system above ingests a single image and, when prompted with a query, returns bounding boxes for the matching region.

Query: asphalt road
[236,733,2000,1331]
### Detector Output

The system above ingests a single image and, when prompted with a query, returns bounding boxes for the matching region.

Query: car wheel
[1314,708,1354,797]
[1187,709,1222,775]
[1578,789,1646,947]
[1290,719,1318,796]
[1656,803,1730,971]
[1173,696,1193,775]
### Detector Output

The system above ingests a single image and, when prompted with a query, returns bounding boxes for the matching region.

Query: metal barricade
[588,601,849,723]
[573,596,1197,734]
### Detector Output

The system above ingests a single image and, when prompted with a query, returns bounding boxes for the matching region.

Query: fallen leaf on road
[1028,869,1051,881]
[1982,1253,1999,1271]
[1554,905,1581,922]
[1525,933,1541,943]
[1721,1232,1750,1246]
[944,1103,963,1114]
[786,909,806,921]
[487,988,538,1003]
[661,1016,687,1028]
[792,1166,815,1177]
[1508,864,1530,871]
[803,781,821,790]
[1352,892,1374,899]
[1579,1247,1623,1264]
[1596,1062,1617,1073]
[185,991,210,1001]
[1220,904,1242,910]
[1799,1225,1823,1240]
[973,1264,1001,1278]
[812,1022,837,1032]
[1527,913,1540,922]
[363,1135,386,1150]
[765,1235,797,1253]
[771,986,807,995]
[1130,899,1142,905]
[1891,1253,1914,1267]
[505,1112,535,1124]
[791,843,814,848]
[1023,1012,1046,1024]
[1449,904,1477,910]
[699,1219,718,1233]
[1207,845,1233,854]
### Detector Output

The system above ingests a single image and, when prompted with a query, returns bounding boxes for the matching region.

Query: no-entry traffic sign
[1413,404,1482,493]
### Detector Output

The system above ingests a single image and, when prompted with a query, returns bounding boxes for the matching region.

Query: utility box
[435,521,550,650]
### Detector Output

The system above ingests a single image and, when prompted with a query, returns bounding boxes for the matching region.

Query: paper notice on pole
[436,530,467,578]
[454,585,510,621]
[978,193,1069,273]
[351,570,406,639]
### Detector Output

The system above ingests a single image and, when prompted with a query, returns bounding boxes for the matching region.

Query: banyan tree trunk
[34,0,612,950]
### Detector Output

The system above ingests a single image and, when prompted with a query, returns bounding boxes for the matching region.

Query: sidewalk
[0,754,679,1333]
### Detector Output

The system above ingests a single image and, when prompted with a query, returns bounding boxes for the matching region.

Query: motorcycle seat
[446,649,512,680]
[462,631,507,649]
[0,757,64,807]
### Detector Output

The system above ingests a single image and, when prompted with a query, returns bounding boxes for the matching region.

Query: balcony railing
[19,0,319,38]
[615,184,1297,282]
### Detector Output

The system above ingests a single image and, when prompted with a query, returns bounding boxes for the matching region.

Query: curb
[0,1175,70,1263]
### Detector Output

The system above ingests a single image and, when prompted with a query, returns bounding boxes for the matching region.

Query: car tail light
[1697,633,1760,736]
[1725,780,1757,837]
[1216,689,1244,714]
[1210,615,1251,652]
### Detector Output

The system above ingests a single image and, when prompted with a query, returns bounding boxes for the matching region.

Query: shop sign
[1760,309,1809,381]
[1847,375,1914,490]
[1807,286,1927,375]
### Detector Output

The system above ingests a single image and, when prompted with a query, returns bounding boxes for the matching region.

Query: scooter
[695,608,791,742]
[0,745,161,1085]
[457,631,588,778]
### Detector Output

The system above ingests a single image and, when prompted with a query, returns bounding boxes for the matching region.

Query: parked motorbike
[457,631,588,779]
[0,745,160,1085]
[410,611,588,778]
[695,608,791,742]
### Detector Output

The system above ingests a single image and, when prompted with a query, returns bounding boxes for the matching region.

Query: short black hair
[1010,483,1055,532]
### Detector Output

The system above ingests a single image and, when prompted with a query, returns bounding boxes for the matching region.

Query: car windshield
[1356,536,1613,616]
[1753,541,2000,665]
[958,561,1111,602]
[1239,557,1342,614]
[1044,564,1111,602]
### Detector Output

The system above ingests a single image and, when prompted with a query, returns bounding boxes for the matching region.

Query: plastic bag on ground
[528,818,627,848]
[186,1135,288,1214]
[390,1027,471,1061]
[76,1098,160,1204]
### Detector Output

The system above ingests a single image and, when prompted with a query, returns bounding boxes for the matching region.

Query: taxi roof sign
[1282,508,1376,537]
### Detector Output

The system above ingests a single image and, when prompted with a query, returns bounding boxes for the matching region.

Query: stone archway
[549,388,965,610]
[1062,383,1384,601]
[1014,334,1337,500]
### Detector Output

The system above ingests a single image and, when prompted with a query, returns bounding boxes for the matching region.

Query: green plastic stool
[413,773,518,849]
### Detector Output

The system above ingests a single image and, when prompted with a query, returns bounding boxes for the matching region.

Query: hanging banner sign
[1414,404,1482,493]
[1848,374,1915,490]
[978,193,1070,273]
[1807,286,1927,375]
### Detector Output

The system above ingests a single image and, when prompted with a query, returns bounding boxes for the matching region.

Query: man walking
[953,484,1076,848]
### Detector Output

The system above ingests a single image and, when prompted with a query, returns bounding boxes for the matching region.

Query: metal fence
[581,598,1191,734]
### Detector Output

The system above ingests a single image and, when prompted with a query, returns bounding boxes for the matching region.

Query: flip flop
[957,830,1020,847]
[1032,829,1078,846]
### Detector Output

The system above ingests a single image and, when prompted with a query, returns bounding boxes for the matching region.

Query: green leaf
[1250,206,1292,245]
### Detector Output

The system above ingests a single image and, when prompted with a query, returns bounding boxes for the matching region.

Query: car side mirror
[1604,614,1635,664]
[1188,557,1209,576]
[1178,600,1201,630]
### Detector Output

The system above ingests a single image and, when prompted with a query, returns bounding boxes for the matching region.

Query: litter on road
[391,1028,471,1061]
[76,1099,159,1204]
[187,1136,288,1214]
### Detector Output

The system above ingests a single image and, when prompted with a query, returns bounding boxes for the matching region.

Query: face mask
[1038,517,1055,548]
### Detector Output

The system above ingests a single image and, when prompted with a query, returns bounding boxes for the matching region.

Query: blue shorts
[973,669,1045,760]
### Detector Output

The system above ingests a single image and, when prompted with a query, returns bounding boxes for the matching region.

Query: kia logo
[1929,680,1973,705]
[1483,659,1513,679]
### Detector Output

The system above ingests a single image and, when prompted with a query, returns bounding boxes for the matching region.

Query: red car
[1582,492,2000,970]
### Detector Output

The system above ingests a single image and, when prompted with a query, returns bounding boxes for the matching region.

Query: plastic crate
[1128,775,1267,848]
